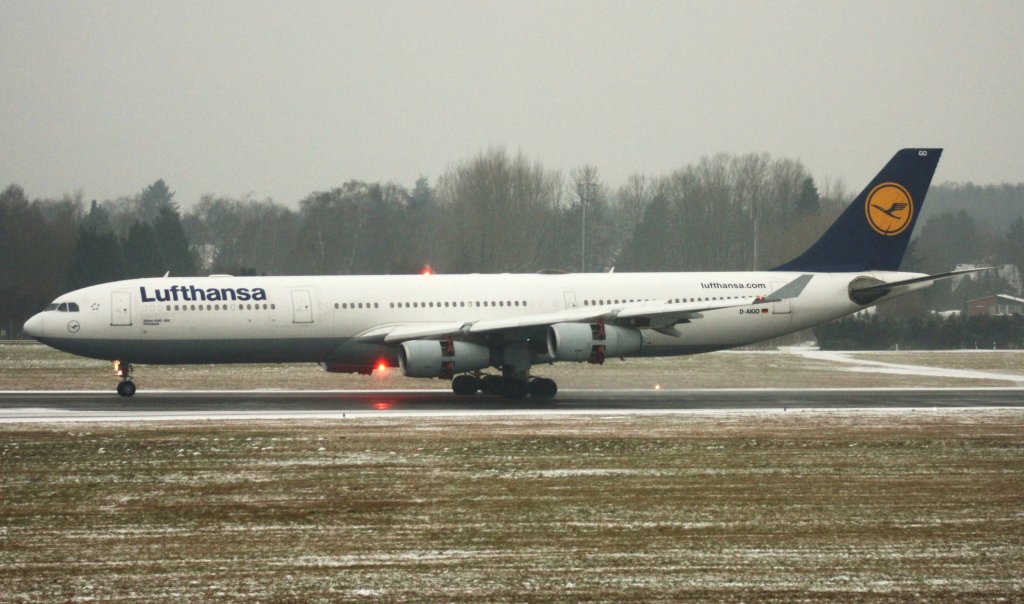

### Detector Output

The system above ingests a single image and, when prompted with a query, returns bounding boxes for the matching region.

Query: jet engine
[547,322,642,364]
[399,338,491,378]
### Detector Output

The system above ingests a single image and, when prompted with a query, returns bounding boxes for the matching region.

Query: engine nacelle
[399,338,491,378]
[547,322,642,364]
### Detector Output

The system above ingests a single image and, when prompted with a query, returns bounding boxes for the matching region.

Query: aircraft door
[770,281,792,314]
[291,290,314,323]
[563,291,578,310]
[111,291,132,326]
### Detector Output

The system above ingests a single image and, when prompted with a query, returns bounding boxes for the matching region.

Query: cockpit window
[49,302,80,312]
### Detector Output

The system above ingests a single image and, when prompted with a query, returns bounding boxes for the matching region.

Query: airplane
[23,148,981,399]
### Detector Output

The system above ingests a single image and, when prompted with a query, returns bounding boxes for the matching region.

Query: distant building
[966,294,1024,318]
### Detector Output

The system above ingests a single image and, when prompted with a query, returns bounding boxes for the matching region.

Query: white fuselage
[23,270,923,371]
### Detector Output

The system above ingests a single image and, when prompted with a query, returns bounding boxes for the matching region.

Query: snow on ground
[792,347,1024,382]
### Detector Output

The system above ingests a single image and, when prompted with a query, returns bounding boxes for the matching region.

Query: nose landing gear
[113,360,136,397]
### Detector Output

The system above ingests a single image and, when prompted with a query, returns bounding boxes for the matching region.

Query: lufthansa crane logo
[865,182,914,236]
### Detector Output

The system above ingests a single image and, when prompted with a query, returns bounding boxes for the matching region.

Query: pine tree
[138,179,174,224]
[152,203,197,276]
[795,176,820,215]
[122,221,164,278]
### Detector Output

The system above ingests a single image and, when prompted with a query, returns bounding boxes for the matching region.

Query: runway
[1,387,1022,422]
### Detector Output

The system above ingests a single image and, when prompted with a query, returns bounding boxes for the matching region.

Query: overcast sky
[2,1,1023,206]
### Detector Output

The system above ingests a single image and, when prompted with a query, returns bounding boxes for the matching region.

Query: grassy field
[2,343,1023,601]
[2,411,1024,602]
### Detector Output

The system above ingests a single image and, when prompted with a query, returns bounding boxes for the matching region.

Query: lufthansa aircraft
[24,149,977,398]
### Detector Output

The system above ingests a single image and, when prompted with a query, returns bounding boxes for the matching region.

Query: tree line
[3,147,1024,339]
[815,315,1024,350]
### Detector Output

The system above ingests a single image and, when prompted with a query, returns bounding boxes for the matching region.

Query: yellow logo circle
[865,182,914,236]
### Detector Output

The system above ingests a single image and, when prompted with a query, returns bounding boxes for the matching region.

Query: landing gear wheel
[452,374,480,396]
[113,360,136,397]
[500,379,529,400]
[480,375,503,395]
[527,377,558,399]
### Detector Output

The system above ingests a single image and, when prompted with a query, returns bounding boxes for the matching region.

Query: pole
[581,198,587,273]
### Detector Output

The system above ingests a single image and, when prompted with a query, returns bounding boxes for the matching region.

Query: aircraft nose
[23,313,43,339]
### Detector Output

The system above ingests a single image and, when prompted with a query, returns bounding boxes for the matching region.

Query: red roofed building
[966,294,1024,318]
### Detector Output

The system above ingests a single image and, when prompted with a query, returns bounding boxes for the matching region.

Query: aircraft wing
[358,274,813,344]
[357,322,469,343]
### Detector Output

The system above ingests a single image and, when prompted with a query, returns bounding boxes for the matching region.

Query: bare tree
[570,165,604,271]
[435,148,561,273]
[615,173,652,237]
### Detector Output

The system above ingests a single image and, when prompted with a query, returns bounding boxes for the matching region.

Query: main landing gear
[451,373,558,399]
[113,360,136,397]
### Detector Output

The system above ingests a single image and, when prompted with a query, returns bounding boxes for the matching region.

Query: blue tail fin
[773,148,942,272]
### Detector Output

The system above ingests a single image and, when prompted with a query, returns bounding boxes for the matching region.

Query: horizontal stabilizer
[849,267,994,305]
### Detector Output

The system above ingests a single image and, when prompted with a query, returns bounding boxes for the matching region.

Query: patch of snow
[795,349,1024,382]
